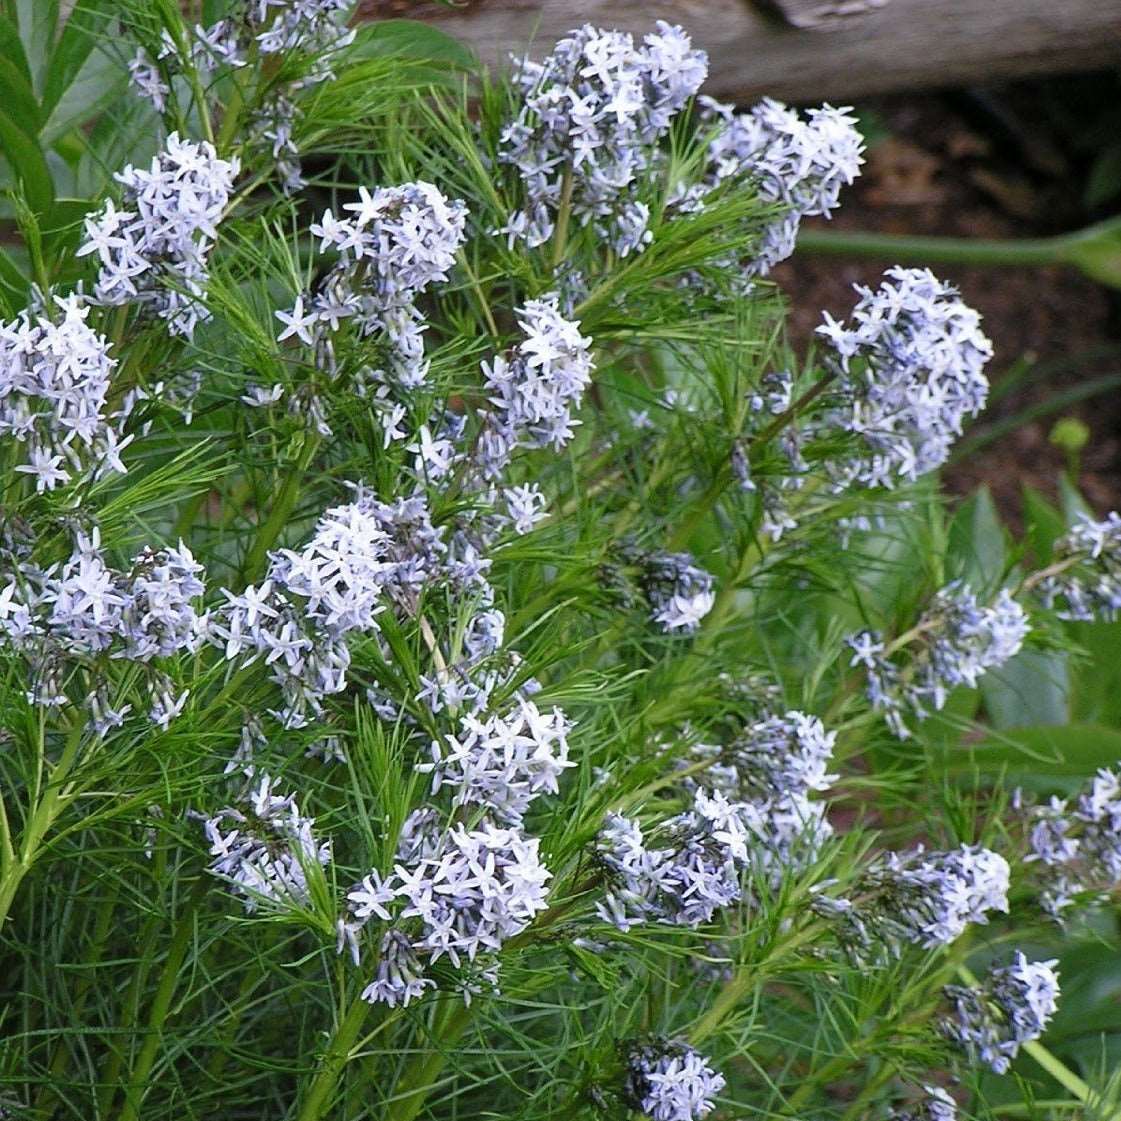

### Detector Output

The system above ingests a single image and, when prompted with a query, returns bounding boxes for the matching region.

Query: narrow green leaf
[1022,485,1065,565]
[1057,475,1092,526]
[41,195,93,258]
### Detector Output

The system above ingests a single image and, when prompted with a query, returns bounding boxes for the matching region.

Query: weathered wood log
[358,0,1121,103]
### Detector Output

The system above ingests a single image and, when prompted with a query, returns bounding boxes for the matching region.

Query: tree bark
[358,0,1121,104]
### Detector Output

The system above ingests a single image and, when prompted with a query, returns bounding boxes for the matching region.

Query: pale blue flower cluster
[679,97,864,281]
[1022,764,1121,918]
[684,709,837,888]
[498,22,708,253]
[477,294,595,476]
[625,1040,726,1121]
[0,295,129,493]
[943,952,1060,1074]
[1036,511,1121,620]
[78,134,238,338]
[0,526,205,728]
[641,551,716,633]
[847,582,1030,739]
[129,1,354,191]
[816,844,1010,953]
[596,790,753,930]
[418,700,575,823]
[892,1086,957,1121]
[279,182,467,390]
[344,816,552,1006]
[817,267,992,489]
[204,773,331,912]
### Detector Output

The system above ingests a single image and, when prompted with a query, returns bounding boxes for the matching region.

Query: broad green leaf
[12,0,57,95]
[1058,474,1093,526]
[40,40,126,147]
[351,19,478,72]
[980,648,1069,730]
[0,243,27,311]
[952,723,1121,792]
[0,10,31,86]
[40,0,116,119]
[0,107,53,213]
[1070,620,1121,727]
[0,53,40,135]
[946,485,1005,594]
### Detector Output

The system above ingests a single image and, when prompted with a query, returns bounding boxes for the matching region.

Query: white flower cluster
[418,700,575,823]
[0,527,205,723]
[625,1040,726,1121]
[204,773,331,912]
[597,789,759,930]
[78,133,238,338]
[816,267,992,489]
[345,816,552,1006]
[279,183,467,388]
[1036,511,1121,621]
[892,1086,957,1121]
[1022,765,1121,918]
[214,491,463,729]
[848,583,1030,739]
[683,97,863,280]
[477,295,595,477]
[818,845,1009,953]
[499,22,707,253]
[943,952,1060,1074]
[641,551,716,633]
[0,295,129,493]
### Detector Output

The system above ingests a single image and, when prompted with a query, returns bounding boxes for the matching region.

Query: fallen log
[358,0,1121,104]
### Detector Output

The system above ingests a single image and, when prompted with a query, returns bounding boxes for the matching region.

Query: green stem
[456,249,499,339]
[796,216,1121,274]
[797,228,1060,267]
[1019,1041,1097,1106]
[115,879,208,1121]
[384,1000,472,1121]
[0,717,86,932]
[295,995,371,1121]
[688,920,823,1045]
[551,168,575,270]
[240,432,320,585]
